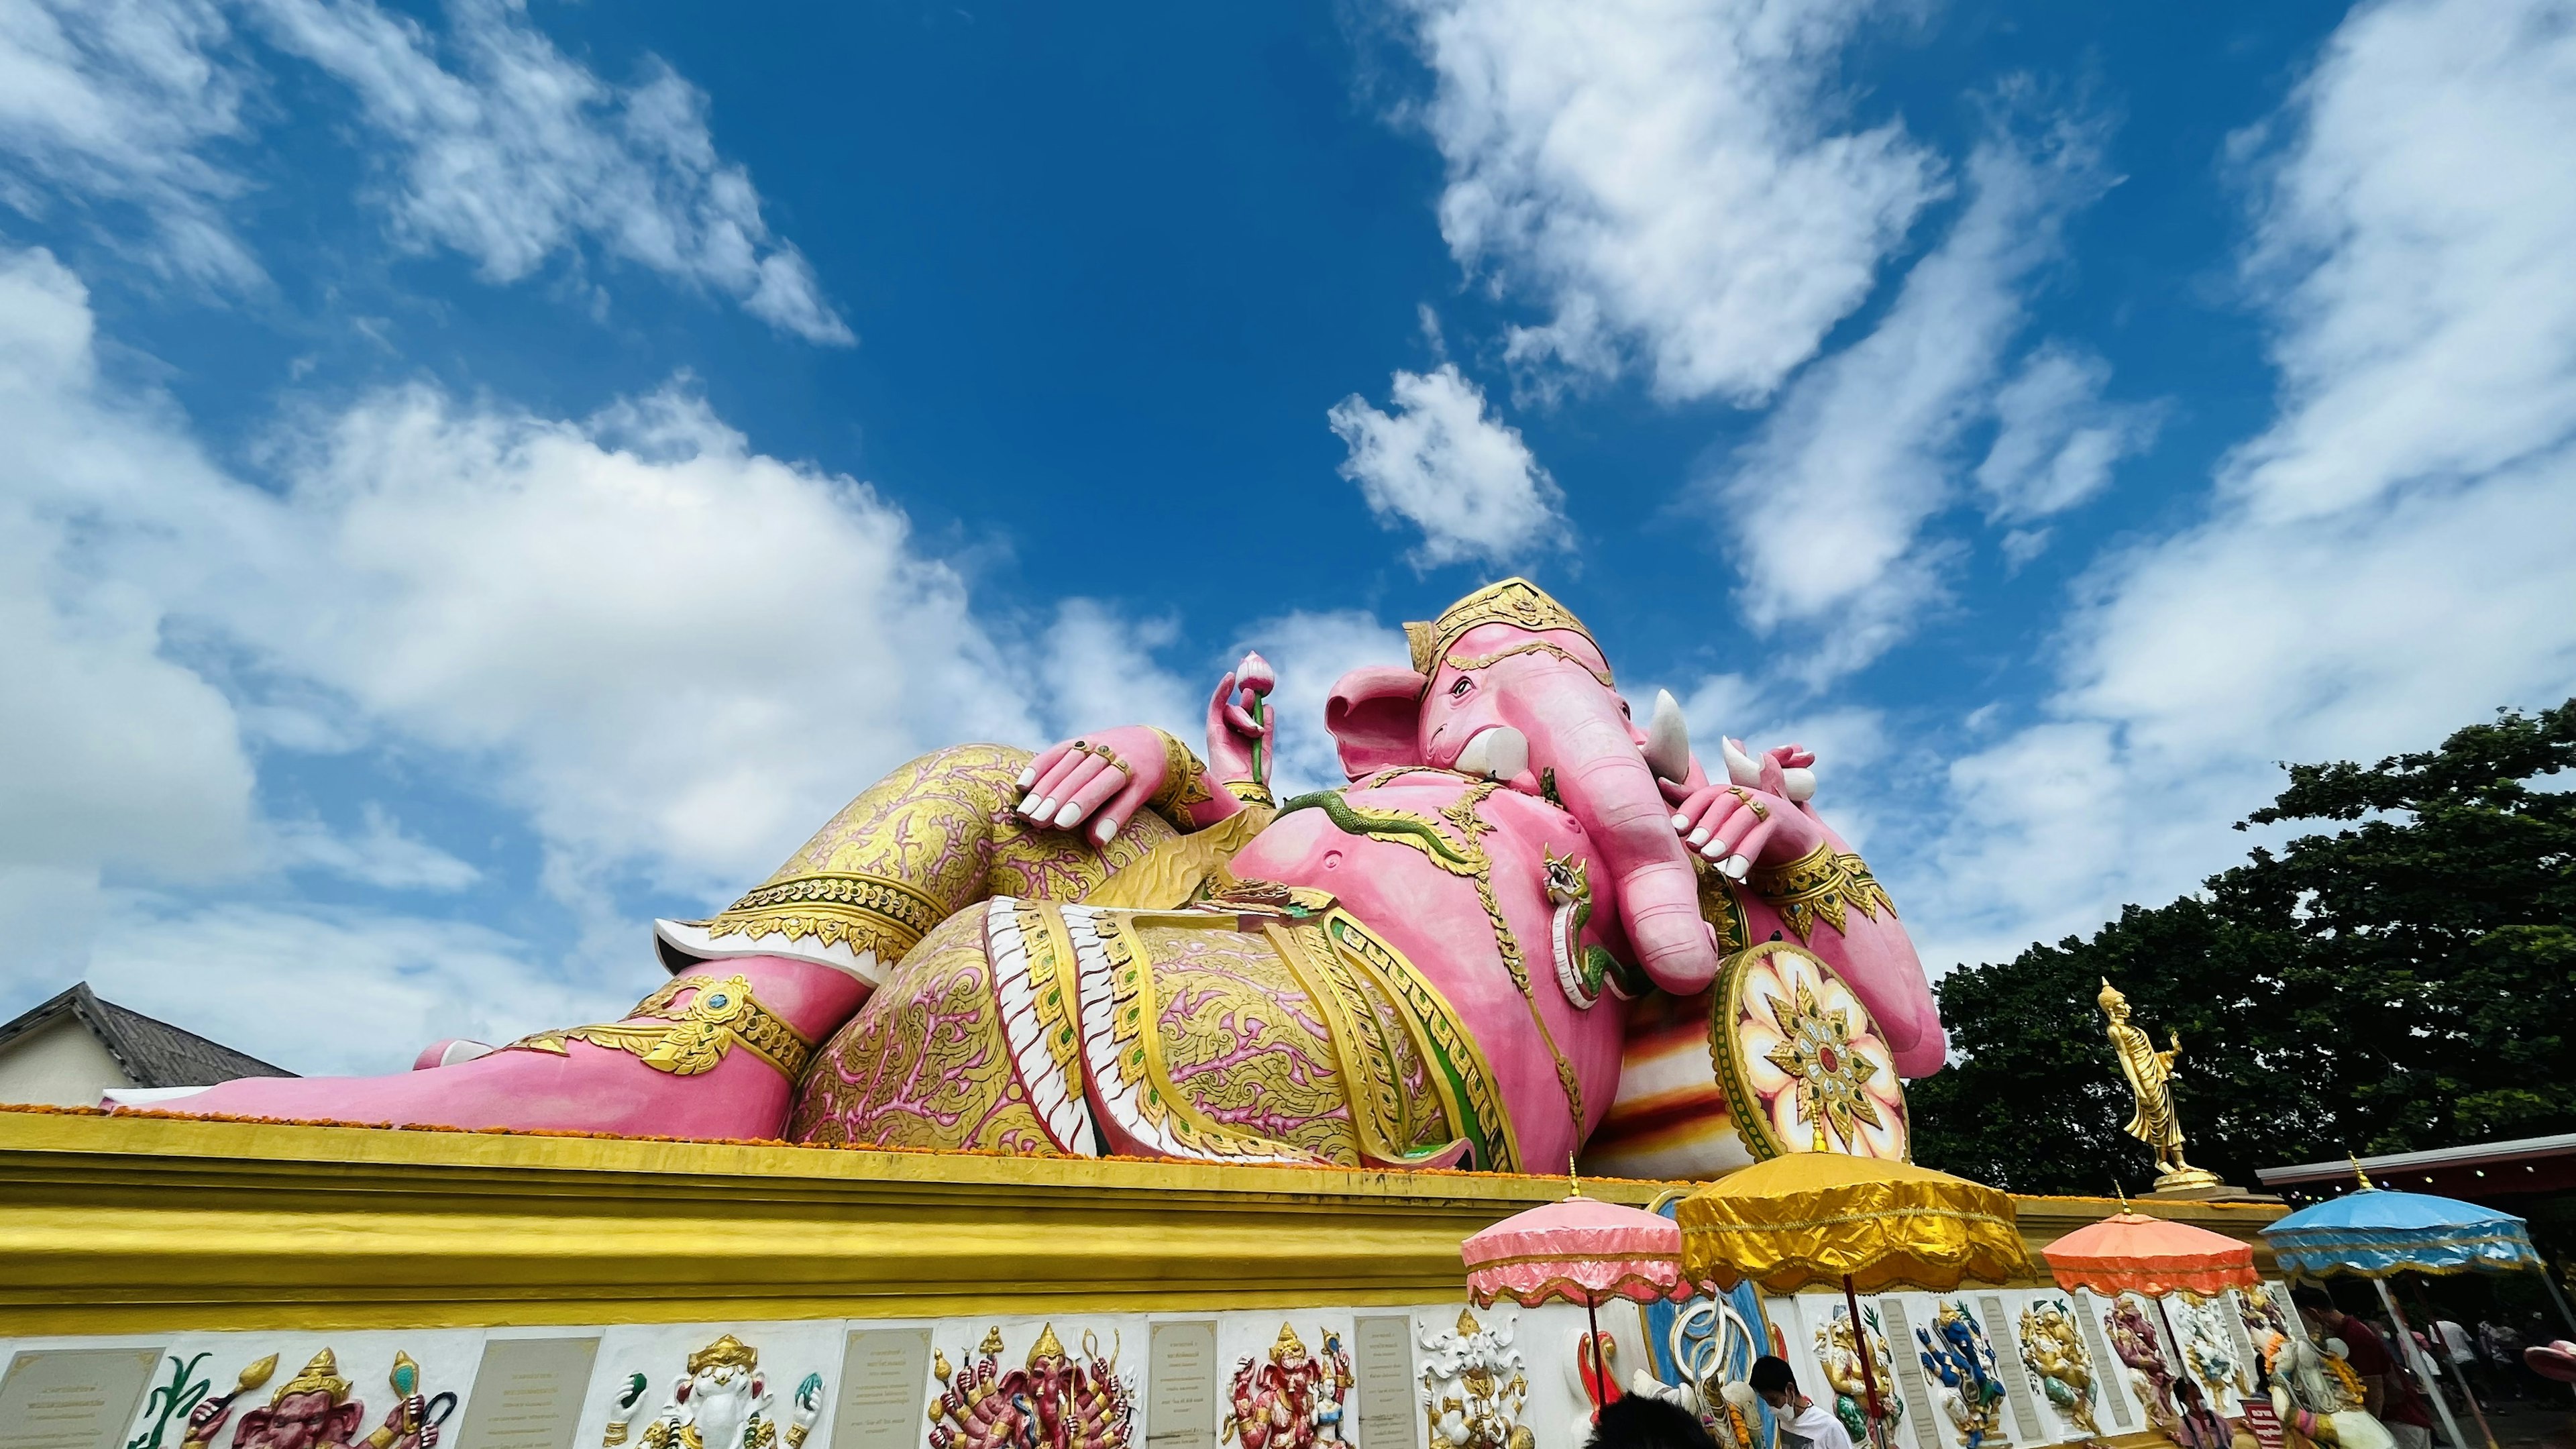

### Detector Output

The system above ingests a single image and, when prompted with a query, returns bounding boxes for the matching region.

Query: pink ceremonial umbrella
[1462,1192,1688,1415]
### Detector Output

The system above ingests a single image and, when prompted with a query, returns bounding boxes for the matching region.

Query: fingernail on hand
[1055,802,1084,828]
[1016,767,1036,788]
[1688,828,1710,847]
[1672,814,1693,830]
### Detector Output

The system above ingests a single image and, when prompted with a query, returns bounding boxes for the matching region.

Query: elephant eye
[1448,675,1473,698]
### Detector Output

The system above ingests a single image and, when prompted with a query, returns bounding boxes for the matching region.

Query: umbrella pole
[2402,1278,2497,1449]
[1842,1273,1888,1449]
[2152,1295,2186,1384]
[1587,1297,1607,1422]
[2539,1260,2576,1337]
[2372,1277,2471,1449]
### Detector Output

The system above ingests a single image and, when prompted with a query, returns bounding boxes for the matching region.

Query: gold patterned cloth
[789,891,1517,1172]
[1676,1150,2031,1293]
[511,974,817,1079]
[655,745,1178,986]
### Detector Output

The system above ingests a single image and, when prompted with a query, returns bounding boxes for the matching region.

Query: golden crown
[686,1335,760,1377]
[2097,977,2127,1013]
[1454,1308,1481,1337]
[1406,578,1603,681]
[1027,1324,1069,1367]
[274,1350,350,1406]
[1271,1324,1308,1362]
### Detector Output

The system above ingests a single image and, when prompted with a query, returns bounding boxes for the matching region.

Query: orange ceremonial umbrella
[2042,1208,2257,1441]
[2043,1210,2257,1297]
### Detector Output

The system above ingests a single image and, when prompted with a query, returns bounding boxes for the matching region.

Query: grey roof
[2259,1132,2576,1184]
[0,982,295,1087]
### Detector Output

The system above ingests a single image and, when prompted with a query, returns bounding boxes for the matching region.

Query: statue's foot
[111,958,866,1140]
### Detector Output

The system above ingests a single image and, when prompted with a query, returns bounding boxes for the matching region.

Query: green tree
[1911,702,2576,1196]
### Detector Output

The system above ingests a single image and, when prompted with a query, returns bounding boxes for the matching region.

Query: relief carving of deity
[602,1336,822,1449]
[2015,1299,2100,1435]
[1917,1303,2011,1449]
[1224,1325,1352,1449]
[928,1325,1134,1449]
[1815,1304,1904,1446]
[1419,1310,1534,1449]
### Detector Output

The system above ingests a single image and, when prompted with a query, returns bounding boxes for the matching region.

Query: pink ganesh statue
[135,580,1946,1177]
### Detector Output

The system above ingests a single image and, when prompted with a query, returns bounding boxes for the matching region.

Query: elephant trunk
[1514,665,1720,996]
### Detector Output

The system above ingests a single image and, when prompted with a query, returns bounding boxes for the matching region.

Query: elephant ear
[1324,665,1429,779]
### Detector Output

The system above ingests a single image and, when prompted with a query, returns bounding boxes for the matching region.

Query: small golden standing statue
[2097,979,2221,1194]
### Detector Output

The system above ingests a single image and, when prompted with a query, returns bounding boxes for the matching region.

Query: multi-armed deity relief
[2103,1298,2182,1434]
[600,1335,822,1449]
[2015,1299,2100,1436]
[1814,1304,1904,1446]
[928,1325,1134,1449]
[125,580,1946,1183]
[128,1349,449,1449]
[1918,1302,2012,1449]
[1224,1325,1351,1449]
[1418,1310,1532,1449]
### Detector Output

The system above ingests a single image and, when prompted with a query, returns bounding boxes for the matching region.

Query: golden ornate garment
[2107,1018,2182,1152]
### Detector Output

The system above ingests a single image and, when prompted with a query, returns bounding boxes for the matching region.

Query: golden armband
[509,974,816,1079]
[1748,841,1897,941]
[1146,729,1217,827]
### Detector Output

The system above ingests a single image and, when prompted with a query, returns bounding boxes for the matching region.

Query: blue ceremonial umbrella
[2262,1181,2543,1279]
[2262,1167,2548,1449]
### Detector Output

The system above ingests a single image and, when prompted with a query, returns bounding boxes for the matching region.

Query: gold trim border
[0,1112,2283,1336]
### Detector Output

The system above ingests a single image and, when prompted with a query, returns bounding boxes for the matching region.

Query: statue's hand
[1016,724,1179,845]
[186,1397,233,1447]
[1660,763,1823,883]
[1204,653,1276,795]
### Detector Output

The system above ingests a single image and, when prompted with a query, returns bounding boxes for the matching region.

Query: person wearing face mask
[1750,1356,1855,1449]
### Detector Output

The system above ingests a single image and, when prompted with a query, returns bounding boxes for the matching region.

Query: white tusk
[1643,688,1691,782]
[1723,737,1762,788]
[1781,766,1817,802]
[1455,726,1529,782]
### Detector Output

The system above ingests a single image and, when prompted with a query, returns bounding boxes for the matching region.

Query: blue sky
[6,0,2573,1075]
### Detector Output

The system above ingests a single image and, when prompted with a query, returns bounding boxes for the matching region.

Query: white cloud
[0,240,1128,1069]
[85,897,618,1075]
[1911,0,2576,973]
[0,247,256,892]
[1397,0,1942,402]
[1328,363,1568,568]
[272,804,480,892]
[2224,0,2576,523]
[0,0,847,340]
[1710,117,2114,681]
[1036,600,1199,748]
[1233,608,1413,792]
[1976,343,2160,525]
[246,0,850,343]
[0,0,262,290]
[174,380,1032,896]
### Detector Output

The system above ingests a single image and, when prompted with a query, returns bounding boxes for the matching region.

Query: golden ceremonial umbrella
[1678,1152,2033,1449]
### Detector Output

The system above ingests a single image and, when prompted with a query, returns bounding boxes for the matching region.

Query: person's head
[2292,1285,2346,1332]
[1748,1356,1799,1411]
[1587,1394,1719,1449]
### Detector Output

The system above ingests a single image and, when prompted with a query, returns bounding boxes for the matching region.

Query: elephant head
[1324,579,1720,996]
